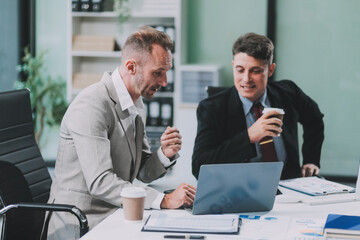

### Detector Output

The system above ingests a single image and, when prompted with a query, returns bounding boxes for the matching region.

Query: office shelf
[72,11,118,18]
[72,50,122,57]
[67,0,187,150]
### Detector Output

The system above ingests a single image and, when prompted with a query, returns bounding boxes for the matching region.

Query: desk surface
[80,184,360,240]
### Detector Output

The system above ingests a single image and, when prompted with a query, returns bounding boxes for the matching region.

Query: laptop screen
[192,162,283,215]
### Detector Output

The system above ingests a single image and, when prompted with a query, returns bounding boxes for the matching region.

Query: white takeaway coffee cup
[262,107,285,121]
[121,187,146,221]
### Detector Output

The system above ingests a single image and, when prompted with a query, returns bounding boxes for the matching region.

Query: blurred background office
[1,0,359,184]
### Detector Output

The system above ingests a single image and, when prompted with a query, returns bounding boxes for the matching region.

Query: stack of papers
[142,211,240,234]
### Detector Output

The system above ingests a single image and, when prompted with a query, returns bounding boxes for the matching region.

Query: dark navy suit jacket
[192,80,324,180]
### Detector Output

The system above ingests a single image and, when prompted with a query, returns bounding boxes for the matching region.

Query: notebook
[142,211,240,234]
[191,162,284,215]
[324,214,360,239]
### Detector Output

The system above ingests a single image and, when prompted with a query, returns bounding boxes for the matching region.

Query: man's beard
[134,69,151,99]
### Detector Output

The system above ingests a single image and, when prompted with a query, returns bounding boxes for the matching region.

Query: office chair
[206,86,230,97]
[0,89,88,240]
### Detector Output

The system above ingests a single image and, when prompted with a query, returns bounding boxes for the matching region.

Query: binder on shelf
[72,35,120,52]
[72,73,101,89]
[161,68,174,92]
[165,26,175,53]
[143,100,150,125]
[72,0,81,11]
[160,98,173,127]
[148,100,161,126]
[161,58,175,92]
[165,26,175,42]
[152,25,176,53]
[80,0,92,11]
[102,0,114,11]
[324,214,360,239]
[144,98,173,127]
[91,0,103,12]
[154,25,165,32]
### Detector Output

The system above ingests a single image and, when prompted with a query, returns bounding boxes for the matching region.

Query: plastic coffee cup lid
[121,187,146,198]
[262,107,285,115]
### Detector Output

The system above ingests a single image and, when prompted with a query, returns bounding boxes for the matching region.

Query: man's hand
[302,163,319,177]
[160,183,196,209]
[161,126,182,158]
[248,110,283,143]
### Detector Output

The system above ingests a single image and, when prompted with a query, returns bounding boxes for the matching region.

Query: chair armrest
[0,202,88,237]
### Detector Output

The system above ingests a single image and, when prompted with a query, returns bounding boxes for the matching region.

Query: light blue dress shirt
[238,90,287,163]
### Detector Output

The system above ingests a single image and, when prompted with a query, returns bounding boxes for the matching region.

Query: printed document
[142,211,240,234]
[279,176,354,196]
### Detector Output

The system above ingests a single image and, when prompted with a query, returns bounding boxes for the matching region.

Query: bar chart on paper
[286,217,325,238]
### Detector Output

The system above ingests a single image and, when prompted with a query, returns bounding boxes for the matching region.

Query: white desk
[80,186,360,240]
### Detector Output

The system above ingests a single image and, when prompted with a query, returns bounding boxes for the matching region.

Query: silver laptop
[191,162,284,215]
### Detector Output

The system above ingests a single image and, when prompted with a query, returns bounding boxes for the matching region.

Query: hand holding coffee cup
[121,187,146,221]
[262,107,285,122]
[248,107,285,143]
[262,108,285,135]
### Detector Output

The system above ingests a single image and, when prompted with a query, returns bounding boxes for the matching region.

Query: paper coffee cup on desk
[262,107,285,121]
[121,187,146,221]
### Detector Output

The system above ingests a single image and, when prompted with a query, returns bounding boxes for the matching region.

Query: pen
[164,235,206,239]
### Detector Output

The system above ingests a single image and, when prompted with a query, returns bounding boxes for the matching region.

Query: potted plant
[16,47,68,145]
[113,0,132,32]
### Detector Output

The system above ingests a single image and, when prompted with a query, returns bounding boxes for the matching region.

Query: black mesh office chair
[0,89,88,240]
[206,86,230,97]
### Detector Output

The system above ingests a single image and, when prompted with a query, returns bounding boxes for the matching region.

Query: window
[0,0,35,91]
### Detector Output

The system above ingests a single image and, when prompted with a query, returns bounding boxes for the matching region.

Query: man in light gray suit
[46,26,196,239]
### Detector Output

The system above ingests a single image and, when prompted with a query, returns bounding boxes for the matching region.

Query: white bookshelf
[67,0,187,126]
[71,50,122,57]
[66,0,196,184]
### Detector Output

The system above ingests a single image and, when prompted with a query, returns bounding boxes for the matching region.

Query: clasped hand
[248,110,283,143]
[161,183,196,209]
[161,126,182,158]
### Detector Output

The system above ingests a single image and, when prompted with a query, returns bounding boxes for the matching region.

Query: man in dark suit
[192,32,324,180]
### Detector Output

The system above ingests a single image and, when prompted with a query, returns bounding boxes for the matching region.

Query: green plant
[16,47,68,144]
[113,0,132,32]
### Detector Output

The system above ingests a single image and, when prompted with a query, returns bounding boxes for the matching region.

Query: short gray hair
[121,26,173,63]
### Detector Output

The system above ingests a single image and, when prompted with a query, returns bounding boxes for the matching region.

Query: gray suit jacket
[47,72,169,239]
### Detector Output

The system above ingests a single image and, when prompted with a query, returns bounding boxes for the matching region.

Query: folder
[165,26,175,53]
[148,100,160,126]
[80,0,92,12]
[155,25,165,32]
[72,35,118,52]
[163,68,174,92]
[161,58,175,92]
[91,0,103,12]
[324,214,360,239]
[72,0,81,11]
[160,98,173,127]
[152,25,175,53]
